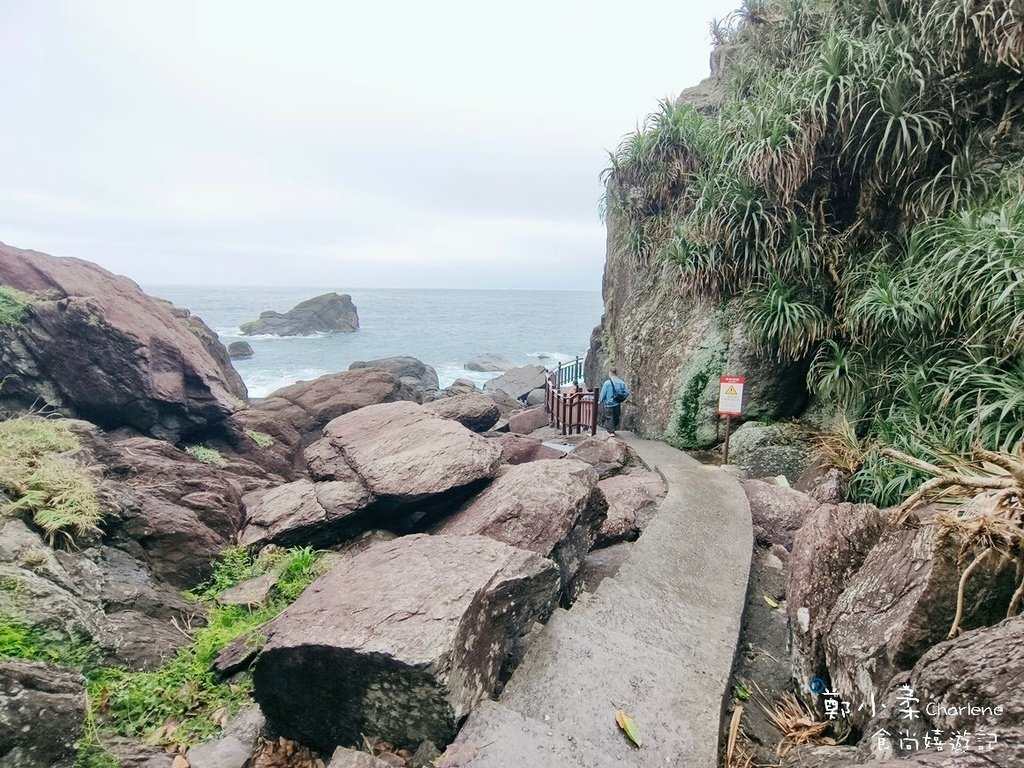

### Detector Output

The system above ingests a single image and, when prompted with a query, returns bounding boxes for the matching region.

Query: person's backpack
[609,379,628,404]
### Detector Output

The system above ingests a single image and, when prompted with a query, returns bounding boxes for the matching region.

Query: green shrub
[243,429,274,449]
[185,445,228,467]
[0,285,32,325]
[94,546,323,746]
[0,417,101,546]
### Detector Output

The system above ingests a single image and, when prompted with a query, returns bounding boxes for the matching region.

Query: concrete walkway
[451,433,753,767]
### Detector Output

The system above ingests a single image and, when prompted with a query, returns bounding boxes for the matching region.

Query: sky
[0,0,738,290]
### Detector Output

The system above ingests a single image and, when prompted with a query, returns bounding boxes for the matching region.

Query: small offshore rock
[228,340,254,359]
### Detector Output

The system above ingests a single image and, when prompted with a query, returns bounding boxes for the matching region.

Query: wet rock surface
[252,534,560,753]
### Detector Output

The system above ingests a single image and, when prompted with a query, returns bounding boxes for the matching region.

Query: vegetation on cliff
[604,0,1024,504]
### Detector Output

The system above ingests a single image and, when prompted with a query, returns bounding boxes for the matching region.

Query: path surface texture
[450,433,754,767]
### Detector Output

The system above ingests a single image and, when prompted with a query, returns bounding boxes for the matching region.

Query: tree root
[949,548,992,638]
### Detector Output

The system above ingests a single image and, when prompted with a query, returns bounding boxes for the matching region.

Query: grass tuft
[0,417,101,546]
[244,429,274,449]
[0,285,32,325]
[185,445,228,467]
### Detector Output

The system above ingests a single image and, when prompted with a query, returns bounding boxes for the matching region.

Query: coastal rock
[102,737,175,768]
[444,378,479,397]
[238,478,375,548]
[507,406,550,435]
[227,408,305,481]
[492,434,567,465]
[0,243,245,441]
[169,306,249,405]
[787,503,887,708]
[741,479,819,551]
[796,466,849,505]
[595,473,658,546]
[227,340,254,359]
[567,434,629,479]
[585,242,808,448]
[240,292,359,336]
[256,369,418,443]
[525,387,546,406]
[728,422,813,483]
[823,524,1018,728]
[252,534,560,752]
[483,364,547,400]
[465,353,516,372]
[349,357,439,402]
[0,659,86,768]
[423,392,500,433]
[321,401,502,502]
[433,460,606,587]
[327,748,393,768]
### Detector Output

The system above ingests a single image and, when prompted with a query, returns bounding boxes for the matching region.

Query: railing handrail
[544,365,598,436]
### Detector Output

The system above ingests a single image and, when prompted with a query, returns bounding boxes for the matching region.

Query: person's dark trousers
[604,404,621,431]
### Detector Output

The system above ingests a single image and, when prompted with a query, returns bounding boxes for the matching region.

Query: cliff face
[586,209,808,448]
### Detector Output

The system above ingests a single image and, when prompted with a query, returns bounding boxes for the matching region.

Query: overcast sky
[0,1,736,289]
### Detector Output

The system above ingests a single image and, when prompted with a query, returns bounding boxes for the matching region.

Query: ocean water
[147,286,604,398]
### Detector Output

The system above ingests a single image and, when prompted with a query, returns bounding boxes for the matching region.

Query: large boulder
[225,408,305,481]
[856,617,1024,764]
[491,434,567,465]
[423,392,500,433]
[252,534,560,753]
[567,434,629,479]
[0,243,245,441]
[822,525,1018,728]
[595,473,658,546]
[349,357,439,402]
[227,340,254,359]
[433,460,606,587]
[483,365,547,400]
[507,406,550,435]
[255,369,418,443]
[0,660,86,768]
[240,292,359,336]
[787,503,888,709]
[465,353,516,372]
[742,480,819,551]
[729,422,813,483]
[238,478,375,548]
[320,401,501,504]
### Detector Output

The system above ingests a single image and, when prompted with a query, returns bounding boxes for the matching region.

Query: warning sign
[718,376,745,416]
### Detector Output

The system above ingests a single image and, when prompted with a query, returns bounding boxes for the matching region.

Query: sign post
[718,376,745,464]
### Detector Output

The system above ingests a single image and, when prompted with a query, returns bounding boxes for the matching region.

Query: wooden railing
[544,371,598,436]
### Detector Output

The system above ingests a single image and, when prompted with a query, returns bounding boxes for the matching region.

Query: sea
[147,286,604,399]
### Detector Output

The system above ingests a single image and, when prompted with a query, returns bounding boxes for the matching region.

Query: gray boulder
[321,401,502,502]
[525,387,546,406]
[0,660,86,768]
[349,356,439,401]
[227,340,254,359]
[423,392,500,433]
[240,292,359,336]
[823,524,1019,728]
[567,434,629,479]
[787,503,888,710]
[465,353,516,372]
[507,406,550,435]
[492,434,567,465]
[741,479,819,551]
[483,364,547,400]
[252,534,560,752]
[433,459,607,587]
[729,422,813,483]
[256,368,418,442]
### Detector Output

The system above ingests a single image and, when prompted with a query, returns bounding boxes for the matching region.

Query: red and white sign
[718,376,745,416]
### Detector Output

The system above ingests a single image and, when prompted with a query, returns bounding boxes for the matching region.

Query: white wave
[245,367,330,398]
[233,331,330,341]
[435,365,497,390]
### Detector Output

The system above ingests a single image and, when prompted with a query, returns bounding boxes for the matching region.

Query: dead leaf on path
[763,594,780,608]
[171,756,190,768]
[615,708,643,748]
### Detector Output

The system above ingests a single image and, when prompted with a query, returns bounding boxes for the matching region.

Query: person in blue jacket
[598,368,629,435]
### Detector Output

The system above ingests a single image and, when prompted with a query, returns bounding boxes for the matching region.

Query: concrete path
[451,433,753,767]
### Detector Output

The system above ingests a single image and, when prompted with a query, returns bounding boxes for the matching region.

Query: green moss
[0,417,101,546]
[0,285,32,325]
[244,429,274,449]
[93,546,323,746]
[185,445,228,467]
[665,346,726,450]
[0,617,98,671]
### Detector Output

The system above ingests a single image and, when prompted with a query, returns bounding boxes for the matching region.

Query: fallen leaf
[615,709,643,748]
[763,594,780,608]
[435,742,480,767]
[171,756,190,768]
